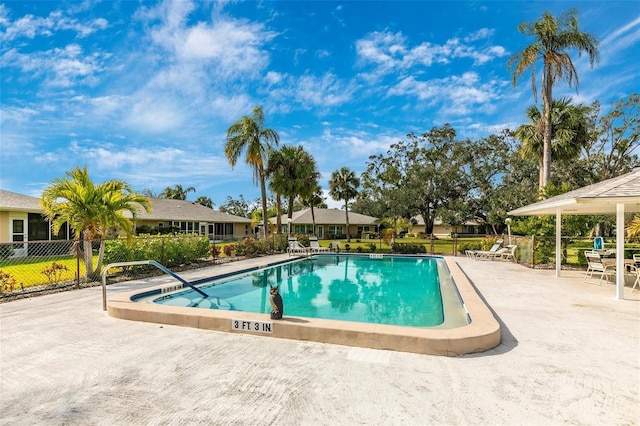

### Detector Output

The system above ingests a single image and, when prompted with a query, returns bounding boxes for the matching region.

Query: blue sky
[1,1,639,209]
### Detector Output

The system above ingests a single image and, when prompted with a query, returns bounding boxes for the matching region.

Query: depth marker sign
[232,319,273,334]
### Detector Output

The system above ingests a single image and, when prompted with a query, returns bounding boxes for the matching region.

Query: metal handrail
[101,260,208,311]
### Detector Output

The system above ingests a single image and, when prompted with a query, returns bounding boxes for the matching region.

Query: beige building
[130,197,251,241]
[270,208,378,239]
[409,214,482,238]
[0,190,252,251]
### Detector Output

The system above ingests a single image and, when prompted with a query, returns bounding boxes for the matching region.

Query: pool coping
[107,256,501,356]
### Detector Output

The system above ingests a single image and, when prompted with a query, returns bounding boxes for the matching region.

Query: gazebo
[509,169,640,300]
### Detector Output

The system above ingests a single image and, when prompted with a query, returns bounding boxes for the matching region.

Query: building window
[328,225,343,236]
[214,223,234,237]
[28,213,49,241]
[293,224,313,234]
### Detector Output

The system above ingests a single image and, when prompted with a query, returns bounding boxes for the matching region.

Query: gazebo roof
[508,169,640,216]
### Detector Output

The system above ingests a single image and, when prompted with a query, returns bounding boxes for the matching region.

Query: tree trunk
[275,194,282,234]
[95,238,106,276]
[311,204,316,235]
[344,200,351,242]
[82,236,93,281]
[287,195,295,235]
[541,68,553,189]
[539,158,544,189]
[259,170,269,238]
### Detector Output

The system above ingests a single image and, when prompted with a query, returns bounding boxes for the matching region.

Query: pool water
[154,255,448,327]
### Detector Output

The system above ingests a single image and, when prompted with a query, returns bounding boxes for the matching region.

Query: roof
[131,198,251,223]
[509,169,640,216]
[0,190,43,212]
[0,190,250,223]
[270,208,378,225]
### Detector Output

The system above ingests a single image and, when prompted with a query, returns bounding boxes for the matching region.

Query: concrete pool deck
[1,255,638,424]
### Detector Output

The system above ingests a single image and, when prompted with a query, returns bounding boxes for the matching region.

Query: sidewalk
[1,255,638,425]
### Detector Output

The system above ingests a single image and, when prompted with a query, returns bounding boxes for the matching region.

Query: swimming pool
[152,255,454,328]
[108,254,501,356]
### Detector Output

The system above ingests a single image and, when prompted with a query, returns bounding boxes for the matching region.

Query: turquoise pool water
[153,255,448,327]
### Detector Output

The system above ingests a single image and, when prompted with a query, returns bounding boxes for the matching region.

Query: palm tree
[225,106,280,238]
[40,166,151,278]
[627,215,640,238]
[268,145,319,233]
[508,9,599,189]
[300,183,326,236]
[195,196,214,209]
[515,97,591,187]
[160,184,195,200]
[329,167,360,242]
[379,216,411,247]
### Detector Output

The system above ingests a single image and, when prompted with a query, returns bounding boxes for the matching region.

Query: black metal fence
[481,235,639,269]
[0,235,216,300]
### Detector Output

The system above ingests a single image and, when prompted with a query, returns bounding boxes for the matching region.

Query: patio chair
[583,251,615,285]
[631,255,640,292]
[593,236,604,250]
[308,236,330,253]
[287,237,310,256]
[499,245,517,262]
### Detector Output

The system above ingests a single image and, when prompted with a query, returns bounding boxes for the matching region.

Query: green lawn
[0,256,89,289]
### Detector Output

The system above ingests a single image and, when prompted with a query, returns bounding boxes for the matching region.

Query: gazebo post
[555,209,562,278]
[616,203,625,300]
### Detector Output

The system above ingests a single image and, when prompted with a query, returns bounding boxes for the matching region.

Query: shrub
[104,234,210,268]
[223,244,235,257]
[0,270,19,293]
[271,234,289,252]
[458,241,482,255]
[41,261,69,284]
[210,245,221,259]
[480,236,502,251]
[392,243,427,254]
[369,243,377,252]
[237,238,260,258]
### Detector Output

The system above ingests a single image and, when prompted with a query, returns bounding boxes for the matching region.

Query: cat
[269,285,283,320]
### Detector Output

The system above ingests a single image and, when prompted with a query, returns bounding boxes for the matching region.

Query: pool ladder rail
[101,260,208,311]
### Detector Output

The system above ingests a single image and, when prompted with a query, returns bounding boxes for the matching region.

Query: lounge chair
[287,237,310,256]
[308,236,330,253]
[472,240,504,260]
[584,250,615,285]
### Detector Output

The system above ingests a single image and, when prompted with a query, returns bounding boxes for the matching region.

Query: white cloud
[126,98,186,133]
[387,72,507,117]
[1,43,105,87]
[464,28,494,42]
[141,0,275,80]
[0,7,108,41]
[355,28,508,78]
[295,73,356,109]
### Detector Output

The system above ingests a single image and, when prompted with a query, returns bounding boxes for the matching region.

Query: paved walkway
[1,256,638,425]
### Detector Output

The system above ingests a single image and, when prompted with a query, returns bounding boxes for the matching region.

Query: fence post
[161,236,165,264]
[531,235,535,269]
